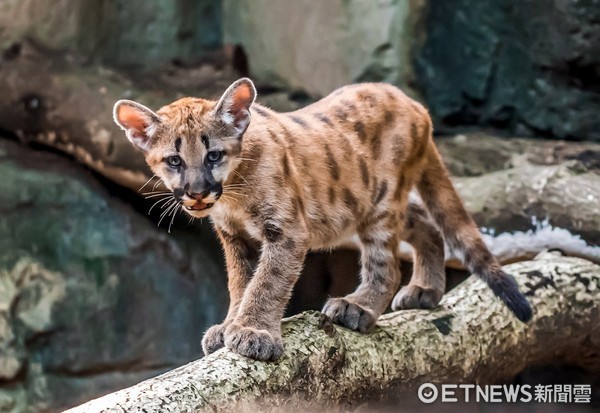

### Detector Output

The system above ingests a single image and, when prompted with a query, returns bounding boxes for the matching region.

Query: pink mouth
[184,202,214,211]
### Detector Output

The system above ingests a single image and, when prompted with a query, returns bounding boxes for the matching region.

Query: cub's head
[113,78,256,218]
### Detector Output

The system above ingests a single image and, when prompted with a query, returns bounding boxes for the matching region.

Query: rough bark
[64,254,600,413]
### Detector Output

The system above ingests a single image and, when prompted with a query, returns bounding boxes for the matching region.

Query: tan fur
[113,78,531,361]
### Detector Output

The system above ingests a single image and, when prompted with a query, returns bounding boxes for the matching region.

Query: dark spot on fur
[328,187,336,204]
[238,142,263,180]
[278,122,296,149]
[414,122,429,160]
[359,93,376,108]
[354,122,367,143]
[341,99,357,112]
[314,113,333,126]
[384,111,394,124]
[407,202,427,218]
[264,222,283,243]
[283,237,296,250]
[175,138,182,152]
[253,106,271,117]
[392,135,404,163]
[289,115,308,127]
[282,154,291,177]
[373,181,388,204]
[365,257,389,273]
[360,211,390,230]
[371,176,378,193]
[406,215,416,230]
[341,135,353,159]
[335,107,348,121]
[268,130,281,144]
[359,158,369,187]
[260,279,275,294]
[361,235,377,245]
[324,144,340,181]
[248,142,263,161]
[371,125,383,160]
[343,188,359,215]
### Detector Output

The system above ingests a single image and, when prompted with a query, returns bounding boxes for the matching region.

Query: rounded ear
[214,78,257,137]
[113,100,161,151]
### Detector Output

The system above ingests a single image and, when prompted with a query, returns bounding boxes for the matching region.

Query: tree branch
[63,254,600,412]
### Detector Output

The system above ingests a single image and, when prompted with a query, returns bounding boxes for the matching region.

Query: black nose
[173,188,185,199]
[186,190,210,200]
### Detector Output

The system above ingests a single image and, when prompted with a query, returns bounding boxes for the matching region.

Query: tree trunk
[63,253,600,413]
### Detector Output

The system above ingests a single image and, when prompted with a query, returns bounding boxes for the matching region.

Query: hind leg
[392,201,446,310]
[323,215,402,332]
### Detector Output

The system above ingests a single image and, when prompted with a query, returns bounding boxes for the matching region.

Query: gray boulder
[0,0,221,67]
[416,0,600,141]
[223,0,424,96]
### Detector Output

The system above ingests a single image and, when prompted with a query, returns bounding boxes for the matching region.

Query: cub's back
[244,83,433,248]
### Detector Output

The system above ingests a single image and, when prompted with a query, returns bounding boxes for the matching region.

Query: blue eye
[207,151,223,162]
[167,156,181,167]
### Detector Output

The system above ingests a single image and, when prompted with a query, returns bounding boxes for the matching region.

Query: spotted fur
[113,78,532,361]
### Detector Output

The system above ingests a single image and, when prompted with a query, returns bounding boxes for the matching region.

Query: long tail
[417,141,533,322]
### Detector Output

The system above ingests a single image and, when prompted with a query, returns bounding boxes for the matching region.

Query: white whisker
[152,179,164,190]
[144,192,172,199]
[139,174,157,192]
[158,200,179,227]
[168,203,181,234]
[148,196,172,215]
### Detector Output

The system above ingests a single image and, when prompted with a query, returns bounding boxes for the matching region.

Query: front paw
[322,297,377,333]
[202,323,229,356]
[224,323,284,361]
[391,285,443,311]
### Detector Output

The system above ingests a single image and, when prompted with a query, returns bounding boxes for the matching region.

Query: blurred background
[0,0,598,412]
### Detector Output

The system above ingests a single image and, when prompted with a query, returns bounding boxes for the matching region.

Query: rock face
[416,0,600,141]
[223,0,425,96]
[437,133,600,244]
[0,0,221,67]
[0,139,227,412]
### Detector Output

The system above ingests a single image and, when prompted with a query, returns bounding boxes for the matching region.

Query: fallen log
[64,253,600,412]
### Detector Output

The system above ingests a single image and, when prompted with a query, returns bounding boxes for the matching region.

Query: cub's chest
[210,204,264,242]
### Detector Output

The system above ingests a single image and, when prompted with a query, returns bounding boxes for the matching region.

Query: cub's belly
[308,231,361,251]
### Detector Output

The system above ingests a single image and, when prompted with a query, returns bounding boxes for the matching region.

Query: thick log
[63,254,600,412]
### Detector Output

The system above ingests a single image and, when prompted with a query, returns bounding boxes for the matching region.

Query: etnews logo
[418,383,592,404]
